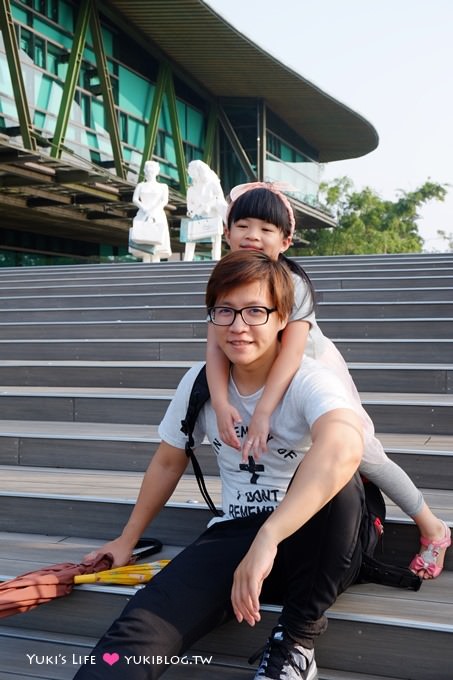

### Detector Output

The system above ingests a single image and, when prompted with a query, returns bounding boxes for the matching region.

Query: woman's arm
[132,183,143,211]
[243,320,309,459]
[206,323,242,449]
[231,408,363,625]
[84,442,189,567]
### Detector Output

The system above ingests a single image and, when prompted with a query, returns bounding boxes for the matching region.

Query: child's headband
[226,182,296,237]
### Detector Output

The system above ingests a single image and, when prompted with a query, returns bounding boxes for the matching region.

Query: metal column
[50,0,91,158]
[0,0,37,150]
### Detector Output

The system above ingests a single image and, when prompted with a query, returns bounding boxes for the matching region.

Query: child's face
[225,218,291,261]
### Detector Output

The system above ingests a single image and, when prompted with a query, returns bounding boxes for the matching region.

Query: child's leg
[318,338,450,578]
[361,457,450,578]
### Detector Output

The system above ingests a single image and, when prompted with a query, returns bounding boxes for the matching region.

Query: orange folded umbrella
[0,552,113,619]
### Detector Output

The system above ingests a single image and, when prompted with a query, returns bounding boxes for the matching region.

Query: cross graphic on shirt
[239,456,264,484]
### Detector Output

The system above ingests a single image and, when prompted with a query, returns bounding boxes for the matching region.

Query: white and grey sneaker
[252,626,318,680]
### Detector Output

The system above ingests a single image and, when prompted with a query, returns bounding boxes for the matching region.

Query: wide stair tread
[1,466,452,525]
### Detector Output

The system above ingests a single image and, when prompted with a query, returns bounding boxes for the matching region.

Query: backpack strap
[359,554,422,591]
[180,364,222,517]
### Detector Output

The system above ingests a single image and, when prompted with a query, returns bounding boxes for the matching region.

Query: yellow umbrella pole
[74,560,170,585]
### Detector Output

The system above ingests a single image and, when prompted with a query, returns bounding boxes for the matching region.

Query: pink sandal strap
[409,521,451,578]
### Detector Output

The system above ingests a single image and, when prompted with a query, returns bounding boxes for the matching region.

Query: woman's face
[225,217,291,261]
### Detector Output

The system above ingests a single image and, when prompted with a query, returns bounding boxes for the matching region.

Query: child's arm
[243,320,310,460]
[206,322,242,449]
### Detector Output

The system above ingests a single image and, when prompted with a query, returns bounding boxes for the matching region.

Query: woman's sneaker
[252,625,318,679]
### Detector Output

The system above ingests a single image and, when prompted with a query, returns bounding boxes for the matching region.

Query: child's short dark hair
[206,250,294,322]
[227,187,292,238]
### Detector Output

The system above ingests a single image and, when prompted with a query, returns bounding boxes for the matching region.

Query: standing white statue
[181,160,227,261]
[129,160,171,263]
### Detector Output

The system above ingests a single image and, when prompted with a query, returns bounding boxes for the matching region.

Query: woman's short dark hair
[206,250,294,322]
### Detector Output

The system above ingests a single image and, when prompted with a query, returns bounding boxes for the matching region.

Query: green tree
[297,178,448,256]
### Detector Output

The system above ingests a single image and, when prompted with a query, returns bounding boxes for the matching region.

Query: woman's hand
[215,402,242,450]
[231,529,278,626]
[242,411,270,461]
[83,536,135,568]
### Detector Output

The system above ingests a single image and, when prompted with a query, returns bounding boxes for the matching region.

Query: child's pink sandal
[409,521,451,579]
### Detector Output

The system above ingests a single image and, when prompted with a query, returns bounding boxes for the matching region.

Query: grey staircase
[0,252,452,680]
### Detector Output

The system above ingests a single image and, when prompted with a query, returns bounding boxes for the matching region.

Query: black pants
[74,473,364,680]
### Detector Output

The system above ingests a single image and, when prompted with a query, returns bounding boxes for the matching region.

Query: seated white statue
[130,160,171,262]
[183,160,227,261]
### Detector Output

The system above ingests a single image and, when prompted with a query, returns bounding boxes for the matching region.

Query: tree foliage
[297,177,448,256]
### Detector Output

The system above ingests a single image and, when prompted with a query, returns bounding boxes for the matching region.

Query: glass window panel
[0,55,14,97]
[164,134,176,165]
[280,142,293,162]
[127,117,145,148]
[33,110,45,128]
[83,45,96,66]
[11,5,28,23]
[101,27,113,57]
[20,29,33,59]
[35,73,52,108]
[59,1,73,32]
[120,112,127,142]
[118,66,153,118]
[93,130,112,153]
[159,97,170,133]
[33,0,45,13]
[34,37,45,68]
[186,106,204,147]
[91,98,106,129]
[176,99,186,139]
[49,0,58,22]
[86,130,99,148]
[69,98,83,125]
[33,18,72,48]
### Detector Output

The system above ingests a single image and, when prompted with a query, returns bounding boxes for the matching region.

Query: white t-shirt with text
[158,359,355,521]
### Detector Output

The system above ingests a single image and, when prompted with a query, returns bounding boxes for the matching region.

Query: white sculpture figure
[182,160,227,261]
[129,160,171,263]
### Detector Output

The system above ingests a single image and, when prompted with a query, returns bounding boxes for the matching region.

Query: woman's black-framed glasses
[208,306,277,326]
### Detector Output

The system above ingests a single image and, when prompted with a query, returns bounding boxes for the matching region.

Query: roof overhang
[101,0,378,162]
[0,139,186,245]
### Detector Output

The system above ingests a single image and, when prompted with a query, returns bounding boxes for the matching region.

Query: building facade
[0,0,378,265]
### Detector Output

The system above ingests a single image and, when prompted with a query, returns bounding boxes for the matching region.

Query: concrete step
[1,274,452,298]
[0,532,452,680]
[1,260,452,281]
[0,420,452,487]
[0,387,452,434]
[317,287,453,303]
[0,337,450,362]
[0,300,451,322]
[0,467,452,563]
[0,285,452,311]
[0,360,451,394]
[0,626,437,680]
[0,386,452,433]
[0,254,451,280]
[0,317,451,340]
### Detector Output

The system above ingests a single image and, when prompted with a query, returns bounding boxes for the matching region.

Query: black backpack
[180,364,422,591]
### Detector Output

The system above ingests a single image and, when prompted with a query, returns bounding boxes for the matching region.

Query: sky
[205,0,453,251]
